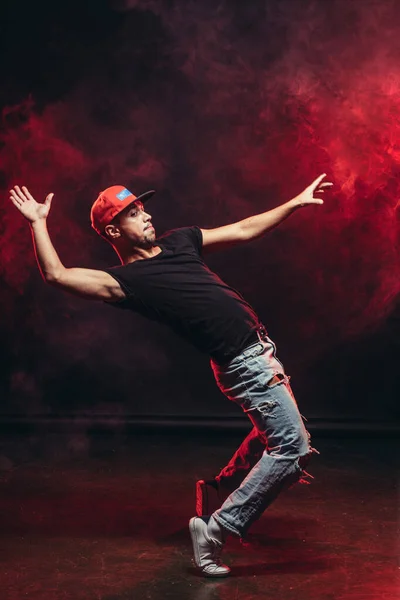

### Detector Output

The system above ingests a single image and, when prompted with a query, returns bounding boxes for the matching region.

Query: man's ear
[104,223,121,240]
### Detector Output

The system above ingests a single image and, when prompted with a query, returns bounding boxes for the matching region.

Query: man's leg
[213,371,313,538]
[196,426,265,516]
[217,426,266,488]
[190,337,315,576]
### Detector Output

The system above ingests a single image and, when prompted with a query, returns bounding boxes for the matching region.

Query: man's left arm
[201,173,333,252]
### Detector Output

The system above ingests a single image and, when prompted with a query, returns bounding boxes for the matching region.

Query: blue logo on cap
[116,188,133,201]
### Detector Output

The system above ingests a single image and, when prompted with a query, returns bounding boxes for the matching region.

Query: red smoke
[0,0,398,416]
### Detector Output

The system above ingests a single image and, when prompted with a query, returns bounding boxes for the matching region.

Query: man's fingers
[10,190,23,205]
[21,186,35,201]
[13,185,27,202]
[44,193,54,206]
[310,173,327,190]
[10,195,22,208]
[319,182,333,188]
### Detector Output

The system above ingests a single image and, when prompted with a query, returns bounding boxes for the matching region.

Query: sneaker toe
[202,563,231,577]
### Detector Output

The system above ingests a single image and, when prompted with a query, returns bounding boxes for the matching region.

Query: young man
[10,174,332,577]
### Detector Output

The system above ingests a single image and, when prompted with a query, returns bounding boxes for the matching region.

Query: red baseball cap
[90,185,155,235]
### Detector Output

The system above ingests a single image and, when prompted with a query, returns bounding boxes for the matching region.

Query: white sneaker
[189,516,231,577]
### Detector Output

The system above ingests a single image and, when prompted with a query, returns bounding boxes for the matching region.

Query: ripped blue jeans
[210,334,314,538]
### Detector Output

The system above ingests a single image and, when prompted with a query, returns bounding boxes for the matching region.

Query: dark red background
[0,0,399,422]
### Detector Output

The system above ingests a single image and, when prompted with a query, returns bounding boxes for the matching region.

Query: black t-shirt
[105,227,261,363]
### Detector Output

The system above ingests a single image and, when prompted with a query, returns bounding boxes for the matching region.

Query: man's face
[107,200,156,248]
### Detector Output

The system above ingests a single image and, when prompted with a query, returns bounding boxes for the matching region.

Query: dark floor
[0,428,398,600]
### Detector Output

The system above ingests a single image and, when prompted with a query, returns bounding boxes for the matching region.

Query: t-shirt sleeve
[103,267,133,296]
[159,226,203,255]
[187,226,203,255]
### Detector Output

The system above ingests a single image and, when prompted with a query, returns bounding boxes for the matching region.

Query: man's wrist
[286,197,302,210]
[30,218,47,228]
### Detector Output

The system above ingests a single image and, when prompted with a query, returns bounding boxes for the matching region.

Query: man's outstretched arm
[201,173,333,251]
[9,186,125,302]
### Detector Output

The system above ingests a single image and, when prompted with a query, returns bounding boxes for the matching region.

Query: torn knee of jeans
[266,372,286,388]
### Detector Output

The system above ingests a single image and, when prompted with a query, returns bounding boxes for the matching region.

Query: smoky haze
[0,0,398,421]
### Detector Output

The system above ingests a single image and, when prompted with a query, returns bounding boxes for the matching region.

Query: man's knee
[293,424,311,453]
[275,426,311,460]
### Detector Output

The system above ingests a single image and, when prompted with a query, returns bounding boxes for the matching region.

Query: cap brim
[110,189,156,225]
[135,190,156,203]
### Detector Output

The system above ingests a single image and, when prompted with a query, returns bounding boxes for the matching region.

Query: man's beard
[138,232,156,249]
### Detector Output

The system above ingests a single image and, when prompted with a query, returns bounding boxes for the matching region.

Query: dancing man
[10,173,332,576]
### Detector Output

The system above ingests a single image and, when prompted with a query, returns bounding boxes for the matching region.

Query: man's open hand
[10,186,54,223]
[292,174,333,207]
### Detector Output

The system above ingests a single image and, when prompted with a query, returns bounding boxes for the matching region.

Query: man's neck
[119,245,162,265]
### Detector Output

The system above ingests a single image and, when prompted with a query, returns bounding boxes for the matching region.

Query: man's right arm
[10,185,125,302]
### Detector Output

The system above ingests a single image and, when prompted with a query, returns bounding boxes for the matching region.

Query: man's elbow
[43,267,66,285]
[238,222,254,242]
